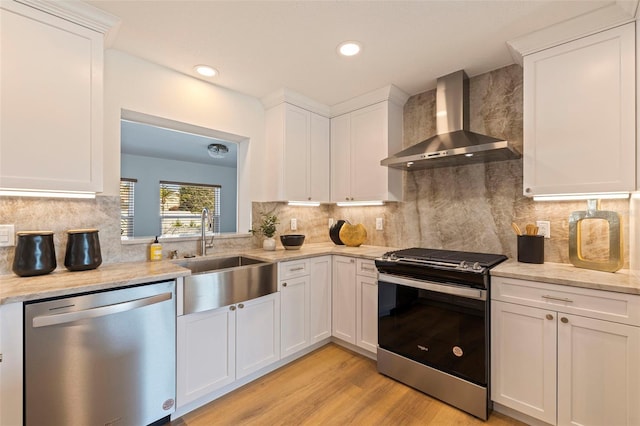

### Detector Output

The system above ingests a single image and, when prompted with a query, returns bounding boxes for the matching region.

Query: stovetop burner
[382,247,508,269]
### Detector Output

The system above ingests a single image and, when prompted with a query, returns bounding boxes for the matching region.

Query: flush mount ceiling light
[207,143,229,158]
[194,65,218,77]
[337,41,362,57]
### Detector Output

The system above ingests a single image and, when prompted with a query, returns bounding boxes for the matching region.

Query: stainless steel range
[376,248,507,420]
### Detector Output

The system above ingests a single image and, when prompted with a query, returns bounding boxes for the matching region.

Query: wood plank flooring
[172,343,526,426]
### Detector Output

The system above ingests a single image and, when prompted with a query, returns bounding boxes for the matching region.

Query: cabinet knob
[561,317,569,323]
[308,197,311,201]
[229,305,236,311]
[350,259,355,263]
[345,197,349,201]
[525,187,532,193]
[546,314,554,320]
[283,282,287,287]
[238,303,245,309]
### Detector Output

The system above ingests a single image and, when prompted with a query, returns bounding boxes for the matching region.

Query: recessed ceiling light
[194,65,218,77]
[337,41,362,57]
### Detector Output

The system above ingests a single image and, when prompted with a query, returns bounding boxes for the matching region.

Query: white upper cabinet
[330,86,407,203]
[522,23,635,197]
[264,101,330,202]
[0,1,115,194]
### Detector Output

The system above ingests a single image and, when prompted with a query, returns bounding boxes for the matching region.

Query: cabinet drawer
[279,259,310,280]
[357,259,377,278]
[492,277,640,326]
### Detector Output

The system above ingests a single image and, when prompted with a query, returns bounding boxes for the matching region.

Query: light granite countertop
[3,242,639,304]
[492,260,640,295]
[0,243,393,305]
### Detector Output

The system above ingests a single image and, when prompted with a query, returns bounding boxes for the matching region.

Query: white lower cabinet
[177,293,280,407]
[332,256,378,354]
[491,277,640,426]
[0,303,23,426]
[280,256,331,358]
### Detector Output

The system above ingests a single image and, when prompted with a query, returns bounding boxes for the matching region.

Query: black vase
[64,229,102,271]
[329,220,347,245]
[12,231,56,277]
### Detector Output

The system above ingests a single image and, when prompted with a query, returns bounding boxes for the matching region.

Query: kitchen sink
[178,255,277,314]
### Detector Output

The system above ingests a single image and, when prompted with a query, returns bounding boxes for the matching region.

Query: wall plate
[0,224,15,247]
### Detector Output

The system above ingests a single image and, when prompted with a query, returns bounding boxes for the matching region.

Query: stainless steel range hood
[381,70,520,170]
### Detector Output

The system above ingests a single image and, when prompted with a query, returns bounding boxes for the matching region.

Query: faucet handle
[170,250,178,259]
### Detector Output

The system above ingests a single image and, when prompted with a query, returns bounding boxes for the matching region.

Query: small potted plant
[251,212,279,251]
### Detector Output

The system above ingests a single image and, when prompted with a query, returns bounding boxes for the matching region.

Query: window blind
[120,178,136,237]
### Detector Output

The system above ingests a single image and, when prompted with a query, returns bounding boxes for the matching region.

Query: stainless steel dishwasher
[24,280,176,426]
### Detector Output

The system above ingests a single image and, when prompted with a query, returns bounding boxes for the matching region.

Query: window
[159,181,221,236]
[120,178,136,237]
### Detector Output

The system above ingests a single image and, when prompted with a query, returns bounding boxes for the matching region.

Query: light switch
[290,218,297,231]
[0,224,15,247]
[376,218,383,231]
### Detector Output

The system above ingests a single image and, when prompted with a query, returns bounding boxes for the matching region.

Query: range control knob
[472,262,482,271]
[460,261,469,269]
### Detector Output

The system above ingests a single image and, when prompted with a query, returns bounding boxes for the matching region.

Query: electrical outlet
[328,218,334,228]
[536,220,551,239]
[375,218,383,231]
[0,224,15,247]
[290,218,297,231]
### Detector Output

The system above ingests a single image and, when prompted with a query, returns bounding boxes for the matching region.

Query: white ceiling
[121,120,238,167]
[88,0,631,107]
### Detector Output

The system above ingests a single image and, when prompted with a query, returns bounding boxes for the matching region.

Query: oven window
[378,281,487,386]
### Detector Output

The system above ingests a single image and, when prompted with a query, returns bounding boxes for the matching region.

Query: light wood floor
[172,343,526,426]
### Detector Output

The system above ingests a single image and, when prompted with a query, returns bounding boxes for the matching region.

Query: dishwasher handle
[32,292,173,328]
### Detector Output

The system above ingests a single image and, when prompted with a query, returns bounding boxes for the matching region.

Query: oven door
[378,273,488,386]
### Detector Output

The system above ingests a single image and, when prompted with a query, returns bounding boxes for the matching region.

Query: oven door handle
[378,273,486,300]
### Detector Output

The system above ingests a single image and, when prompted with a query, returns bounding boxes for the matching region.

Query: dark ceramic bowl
[280,234,305,250]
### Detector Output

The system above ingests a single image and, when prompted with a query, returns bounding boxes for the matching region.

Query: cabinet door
[236,293,281,379]
[280,276,310,358]
[330,114,352,202]
[0,3,103,193]
[523,23,635,196]
[309,113,330,202]
[350,102,389,200]
[557,313,640,426]
[332,256,356,344]
[0,303,23,426]
[283,103,310,201]
[356,275,378,353]
[491,301,557,424]
[176,306,236,406]
[309,256,331,343]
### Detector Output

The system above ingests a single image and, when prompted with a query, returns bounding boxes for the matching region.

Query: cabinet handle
[362,266,375,272]
[350,259,355,263]
[283,282,287,287]
[230,305,236,311]
[546,314,554,320]
[561,317,569,323]
[238,303,244,309]
[290,267,305,271]
[541,295,573,303]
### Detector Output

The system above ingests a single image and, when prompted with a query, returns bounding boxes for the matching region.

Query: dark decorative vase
[12,231,56,277]
[64,229,102,271]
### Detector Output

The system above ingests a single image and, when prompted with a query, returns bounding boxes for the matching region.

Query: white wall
[103,49,268,233]
[121,153,237,236]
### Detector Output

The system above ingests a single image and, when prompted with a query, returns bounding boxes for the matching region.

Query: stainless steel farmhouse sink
[178,256,277,314]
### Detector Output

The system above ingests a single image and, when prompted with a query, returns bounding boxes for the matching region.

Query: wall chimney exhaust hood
[381,70,520,170]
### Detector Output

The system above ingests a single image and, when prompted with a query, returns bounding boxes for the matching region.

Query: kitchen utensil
[64,229,102,271]
[280,234,305,250]
[511,222,522,236]
[517,235,544,264]
[12,231,56,277]
[329,220,347,245]
[525,224,539,236]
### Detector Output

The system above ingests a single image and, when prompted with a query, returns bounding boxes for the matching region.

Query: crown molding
[507,0,638,64]
[261,88,331,117]
[15,0,120,45]
[329,84,410,117]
